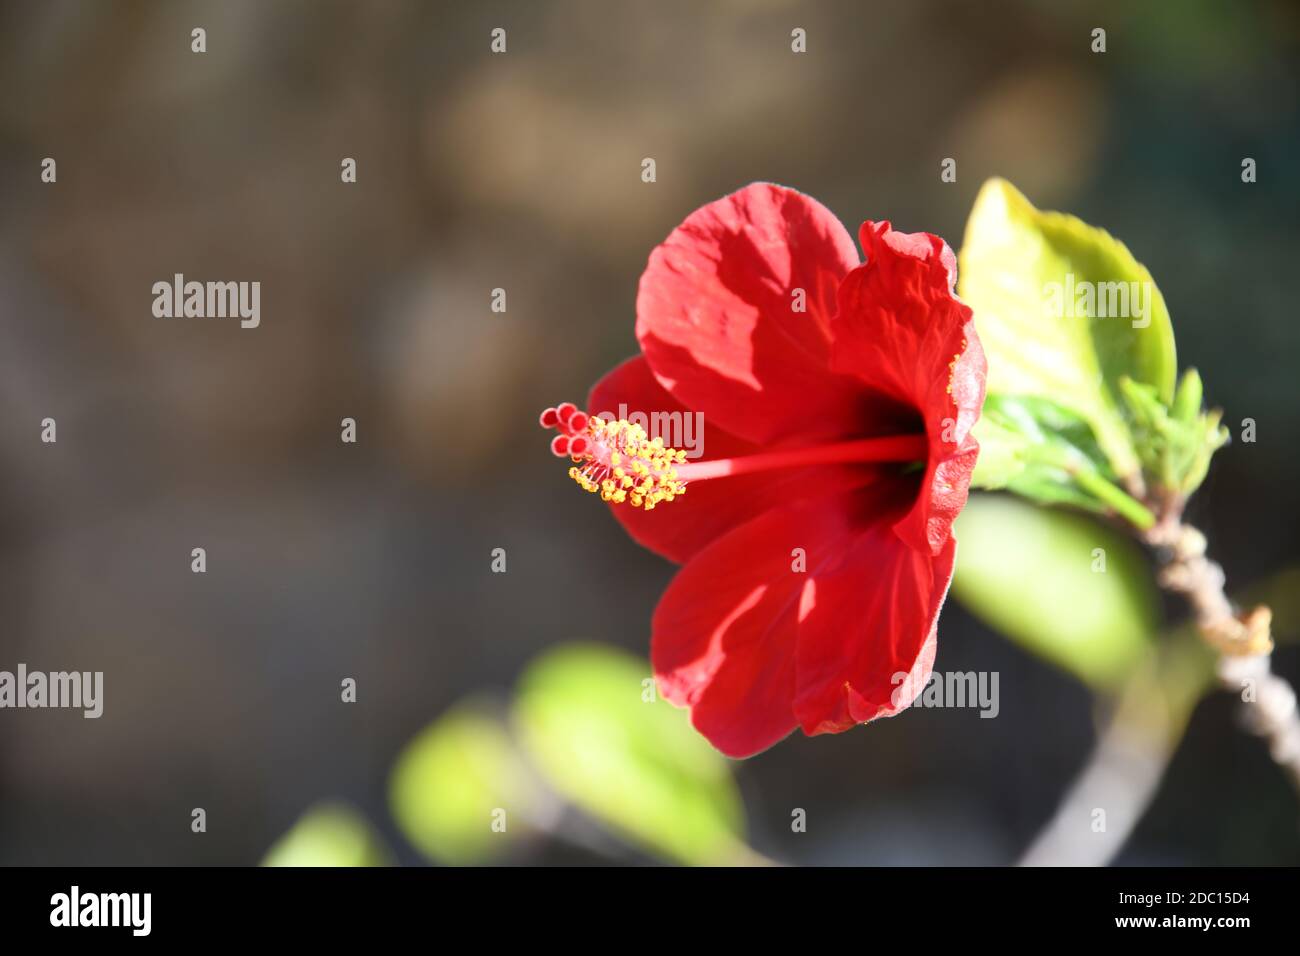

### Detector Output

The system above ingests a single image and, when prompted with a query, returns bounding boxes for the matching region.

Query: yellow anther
[563,416,688,510]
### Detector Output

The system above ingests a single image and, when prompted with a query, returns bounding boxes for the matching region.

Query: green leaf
[952,494,1159,691]
[968,410,1029,491]
[513,642,747,866]
[971,394,1156,529]
[389,701,538,865]
[262,802,391,867]
[959,178,1177,481]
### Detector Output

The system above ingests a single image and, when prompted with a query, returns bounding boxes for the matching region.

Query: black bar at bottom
[1,866,1290,942]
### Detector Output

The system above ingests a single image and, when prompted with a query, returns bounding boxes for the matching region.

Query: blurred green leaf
[513,642,747,866]
[952,494,1159,691]
[389,702,537,865]
[959,178,1177,482]
[262,802,390,867]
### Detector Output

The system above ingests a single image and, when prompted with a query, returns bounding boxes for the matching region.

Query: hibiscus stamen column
[672,435,929,481]
[539,404,929,509]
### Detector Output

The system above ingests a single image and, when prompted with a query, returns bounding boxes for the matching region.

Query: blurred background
[0,0,1297,865]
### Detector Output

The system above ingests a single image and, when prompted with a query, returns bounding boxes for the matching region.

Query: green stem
[1071,468,1156,530]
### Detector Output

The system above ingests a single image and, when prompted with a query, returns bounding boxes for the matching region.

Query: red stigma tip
[567,410,589,432]
[539,407,559,428]
[556,402,577,425]
[568,435,589,456]
[550,435,571,457]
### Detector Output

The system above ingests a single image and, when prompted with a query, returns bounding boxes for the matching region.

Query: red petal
[652,494,872,758]
[588,356,873,564]
[635,183,870,446]
[830,221,987,554]
[792,482,957,735]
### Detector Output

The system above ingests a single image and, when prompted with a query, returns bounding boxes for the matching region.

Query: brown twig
[1145,519,1300,794]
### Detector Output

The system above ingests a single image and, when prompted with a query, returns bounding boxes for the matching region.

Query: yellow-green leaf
[959,178,1177,481]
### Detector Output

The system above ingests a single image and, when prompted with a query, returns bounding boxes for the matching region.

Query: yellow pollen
[566,417,688,510]
[946,341,966,396]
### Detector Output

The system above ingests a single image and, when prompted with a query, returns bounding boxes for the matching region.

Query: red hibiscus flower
[539,183,986,757]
